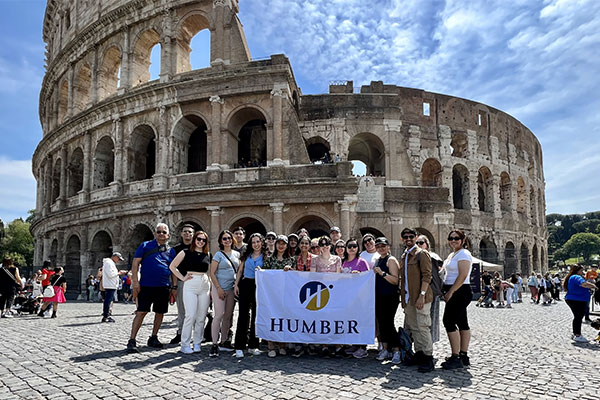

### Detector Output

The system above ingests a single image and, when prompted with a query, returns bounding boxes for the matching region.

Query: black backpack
[396,327,415,362]
[416,250,443,297]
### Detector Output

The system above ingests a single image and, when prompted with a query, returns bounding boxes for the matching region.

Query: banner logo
[299,281,332,311]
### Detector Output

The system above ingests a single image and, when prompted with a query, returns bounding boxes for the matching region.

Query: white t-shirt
[359,250,379,269]
[102,258,120,289]
[442,248,472,285]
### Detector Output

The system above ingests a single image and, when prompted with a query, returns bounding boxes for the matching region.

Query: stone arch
[98,46,121,101]
[305,136,331,163]
[452,163,470,210]
[348,132,385,176]
[227,106,268,167]
[172,114,208,174]
[93,136,114,189]
[64,234,81,292]
[49,238,58,267]
[532,243,539,272]
[67,147,84,197]
[175,220,205,235]
[90,230,112,271]
[51,157,61,203]
[131,28,161,87]
[479,236,498,264]
[450,131,468,158]
[359,227,386,240]
[516,176,526,214]
[520,242,529,275]
[290,215,331,239]
[504,241,517,277]
[421,158,442,187]
[415,227,436,252]
[477,166,493,212]
[129,124,156,181]
[123,223,154,263]
[540,245,546,272]
[499,171,511,212]
[73,63,91,114]
[228,216,268,238]
[175,12,211,73]
[529,185,536,224]
[57,79,69,124]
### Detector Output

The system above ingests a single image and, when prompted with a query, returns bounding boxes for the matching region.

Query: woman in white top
[359,233,379,269]
[440,229,473,370]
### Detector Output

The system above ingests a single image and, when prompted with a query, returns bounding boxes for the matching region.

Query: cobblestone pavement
[1,295,599,400]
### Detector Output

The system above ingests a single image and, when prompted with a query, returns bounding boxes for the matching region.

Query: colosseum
[31,0,548,296]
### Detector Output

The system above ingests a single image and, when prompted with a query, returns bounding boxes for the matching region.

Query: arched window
[229,217,267,238]
[129,125,156,181]
[477,167,493,212]
[504,242,517,277]
[305,137,331,163]
[421,158,442,187]
[228,107,268,168]
[172,115,208,173]
[67,148,84,197]
[348,132,385,176]
[499,172,511,212]
[532,243,539,272]
[73,63,91,114]
[176,13,210,73]
[520,243,529,275]
[131,29,161,87]
[98,46,121,101]
[479,237,498,264]
[291,216,331,239]
[90,231,112,273]
[452,164,469,210]
[93,136,115,189]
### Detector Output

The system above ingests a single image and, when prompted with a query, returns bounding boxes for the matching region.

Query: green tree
[573,219,600,233]
[561,233,600,263]
[0,219,34,266]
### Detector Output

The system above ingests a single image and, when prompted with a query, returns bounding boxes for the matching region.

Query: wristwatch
[382,272,388,277]
[420,290,426,296]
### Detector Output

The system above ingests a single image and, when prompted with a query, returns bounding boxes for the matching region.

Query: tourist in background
[38,267,66,319]
[440,229,473,370]
[101,252,125,323]
[528,273,539,303]
[1,258,22,318]
[563,265,596,343]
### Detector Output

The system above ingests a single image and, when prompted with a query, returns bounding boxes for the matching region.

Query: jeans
[181,275,211,347]
[103,289,116,318]
[506,287,514,306]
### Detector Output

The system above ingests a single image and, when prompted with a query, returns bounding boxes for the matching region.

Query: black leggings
[566,299,587,336]
[375,294,400,348]
[234,278,259,350]
[0,290,14,311]
[442,284,472,332]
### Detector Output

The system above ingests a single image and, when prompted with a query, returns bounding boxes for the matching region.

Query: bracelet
[171,285,178,290]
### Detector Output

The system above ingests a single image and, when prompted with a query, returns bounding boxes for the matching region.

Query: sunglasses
[156,231,168,235]
[311,246,319,249]
[335,245,345,249]
[363,238,374,244]
[375,244,387,248]
[448,236,461,241]
[347,244,358,249]
[195,237,207,242]
[402,235,415,240]
[416,241,425,245]
[266,236,276,240]
[319,243,330,247]
[222,237,232,241]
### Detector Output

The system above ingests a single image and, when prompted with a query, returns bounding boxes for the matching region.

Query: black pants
[566,299,587,335]
[234,278,259,350]
[442,284,472,332]
[375,294,400,348]
[0,290,14,311]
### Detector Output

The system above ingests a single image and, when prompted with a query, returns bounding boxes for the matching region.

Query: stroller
[13,291,41,315]
[476,286,494,308]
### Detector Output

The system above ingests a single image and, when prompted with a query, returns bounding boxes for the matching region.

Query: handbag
[43,285,55,298]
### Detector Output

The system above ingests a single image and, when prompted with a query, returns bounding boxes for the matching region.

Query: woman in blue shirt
[563,265,596,343]
[233,233,267,358]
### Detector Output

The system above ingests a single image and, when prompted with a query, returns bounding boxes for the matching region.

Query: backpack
[416,250,443,297]
[396,327,415,362]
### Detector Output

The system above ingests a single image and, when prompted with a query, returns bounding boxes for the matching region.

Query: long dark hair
[218,230,237,251]
[242,233,267,261]
[448,229,469,249]
[563,265,583,291]
[343,238,359,261]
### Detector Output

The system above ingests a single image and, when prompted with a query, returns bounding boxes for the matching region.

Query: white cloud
[0,157,36,223]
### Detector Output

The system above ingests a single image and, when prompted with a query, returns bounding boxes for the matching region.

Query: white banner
[256,270,375,344]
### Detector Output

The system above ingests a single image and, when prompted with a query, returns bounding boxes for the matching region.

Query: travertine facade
[32,0,547,294]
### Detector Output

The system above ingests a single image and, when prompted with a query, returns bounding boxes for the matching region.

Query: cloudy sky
[0,0,599,223]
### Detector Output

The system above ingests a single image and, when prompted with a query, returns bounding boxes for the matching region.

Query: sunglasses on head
[448,236,461,241]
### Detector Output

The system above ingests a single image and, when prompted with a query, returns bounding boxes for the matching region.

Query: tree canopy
[561,233,600,263]
[0,219,34,267]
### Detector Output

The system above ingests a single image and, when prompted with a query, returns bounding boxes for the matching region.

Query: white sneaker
[376,349,389,361]
[180,346,193,354]
[573,335,589,343]
[193,344,202,353]
[248,348,261,356]
[234,350,244,358]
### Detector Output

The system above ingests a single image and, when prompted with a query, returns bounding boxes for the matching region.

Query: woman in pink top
[310,237,341,273]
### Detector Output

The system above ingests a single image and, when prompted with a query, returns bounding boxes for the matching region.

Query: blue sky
[1,0,599,223]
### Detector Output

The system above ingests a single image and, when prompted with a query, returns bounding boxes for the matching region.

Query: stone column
[58,145,67,208]
[389,216,403,251]
[208,95,224,169]
[434,213,452,257]
[80,132,92,202]
[269,203,286,234]
[206,206,222,254]
[153,106,169,190]
[385,120,403,187]
[45,155,53,209]
[491,173,502,219]
[112,118,124,183]
[269,88,284,166]
[468,171,479,212]
[118,28,131,93]
[90,45,99,104]
[159,35,172,83]
[42,235,51,263]
[67,64,74,118]
[211,0,225,65]
[57,230,66,266]
[80,226,90,275]
[34,236,44,266]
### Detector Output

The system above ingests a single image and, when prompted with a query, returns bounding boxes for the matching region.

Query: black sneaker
[460,353,470,367]
[169,334,181,345]
[292,346,304,358]
[417,355,435,373]
[321,347,331,358]
[218,341,234,352]
[147,335,164,349]
[441,355,463,370]
[209,344,219,357]
[101,317,115,323]
[126,339,139,353]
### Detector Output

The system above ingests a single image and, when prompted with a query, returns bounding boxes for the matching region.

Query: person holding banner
[296,236,313,272]
[440,229,473,370]
[310,237,342,273]
[233,233,267,359]
[360,234,380,269]
[372,237,402,364]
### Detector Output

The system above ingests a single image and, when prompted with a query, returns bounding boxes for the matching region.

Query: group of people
[119,222,477,373]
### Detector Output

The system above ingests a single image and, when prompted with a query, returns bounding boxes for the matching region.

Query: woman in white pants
[169,231,212,354]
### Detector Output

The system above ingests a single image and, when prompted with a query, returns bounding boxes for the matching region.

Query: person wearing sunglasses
[440,229,473,369]
[265,231,277,256]
[287,233,300,258]
[169,224,196,345]
[168,231,212,354]
[310,238,321,256]
[334,239,346,260]
[127,223,177,353]
[359,233,379,270]
[296,236,313,272]
[416,235,442,346]
[208,230,240,357]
